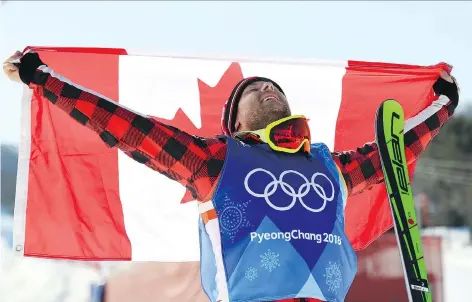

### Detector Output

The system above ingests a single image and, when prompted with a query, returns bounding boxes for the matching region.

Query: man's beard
[246,102,291,130]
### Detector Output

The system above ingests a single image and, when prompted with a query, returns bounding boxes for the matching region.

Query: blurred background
[1,1,472,301]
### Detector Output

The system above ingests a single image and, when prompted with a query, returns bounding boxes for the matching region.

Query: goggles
[234,115,311,154]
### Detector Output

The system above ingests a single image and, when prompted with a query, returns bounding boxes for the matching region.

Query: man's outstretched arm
[13,51,227,201]
[332,75,460,196]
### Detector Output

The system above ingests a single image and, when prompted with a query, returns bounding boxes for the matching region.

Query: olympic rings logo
[243,168,335,213]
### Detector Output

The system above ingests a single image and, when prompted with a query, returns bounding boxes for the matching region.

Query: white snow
[423,227,472,302]
[1,215,102,302]
[0,240,102,302]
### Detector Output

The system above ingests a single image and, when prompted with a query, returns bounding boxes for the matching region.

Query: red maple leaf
[151,62,244,203]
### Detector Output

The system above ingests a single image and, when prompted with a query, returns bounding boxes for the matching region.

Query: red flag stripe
[19,48,131,260]
[336,60,447,250]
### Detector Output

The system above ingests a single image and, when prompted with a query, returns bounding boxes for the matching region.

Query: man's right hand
[2,51,22,83]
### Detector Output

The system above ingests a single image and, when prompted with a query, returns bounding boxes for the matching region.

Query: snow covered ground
[423,227,472,302]
[1,214,471,302]
[1,215,102,302]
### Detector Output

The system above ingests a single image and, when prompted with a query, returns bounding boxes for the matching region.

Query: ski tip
[377,99,404,116]
[381,99,399,106]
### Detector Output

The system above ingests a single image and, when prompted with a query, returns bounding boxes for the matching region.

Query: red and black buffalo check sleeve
[26,64,227,202]
[332,77,459,196]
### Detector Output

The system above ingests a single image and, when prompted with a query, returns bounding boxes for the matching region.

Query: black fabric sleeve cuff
[18,52,46,86]
[433,77,459,106]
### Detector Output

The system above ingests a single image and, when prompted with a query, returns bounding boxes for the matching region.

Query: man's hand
[2,51,22,83]
[440,70,453,83]
[3,50,46,85]
[439,70,460,94]
[433,69,460,108]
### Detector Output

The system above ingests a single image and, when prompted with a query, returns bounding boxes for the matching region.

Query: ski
[375,99,432,302]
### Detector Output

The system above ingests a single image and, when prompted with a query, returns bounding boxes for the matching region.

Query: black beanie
[220,76,284,136]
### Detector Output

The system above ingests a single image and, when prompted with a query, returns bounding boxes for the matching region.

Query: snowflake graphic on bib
[260,249,280,272]
[324,261,342,292]
[245,266,258,281]
[218,194,252,242]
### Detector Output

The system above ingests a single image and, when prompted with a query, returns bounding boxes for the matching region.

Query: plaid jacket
[20,54,458,302]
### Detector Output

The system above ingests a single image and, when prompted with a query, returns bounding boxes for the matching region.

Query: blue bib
[199,138,357,302]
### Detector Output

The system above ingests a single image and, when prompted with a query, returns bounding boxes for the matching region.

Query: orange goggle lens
[268,117,311,151]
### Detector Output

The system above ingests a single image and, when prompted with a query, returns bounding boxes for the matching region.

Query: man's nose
[261,82,276,91]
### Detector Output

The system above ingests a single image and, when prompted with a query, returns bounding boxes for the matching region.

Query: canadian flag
[13,47,448,263]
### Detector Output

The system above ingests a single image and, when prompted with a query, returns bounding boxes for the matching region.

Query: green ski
[375,99,432,302]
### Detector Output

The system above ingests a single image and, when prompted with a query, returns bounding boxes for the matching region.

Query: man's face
[234,81,291,132]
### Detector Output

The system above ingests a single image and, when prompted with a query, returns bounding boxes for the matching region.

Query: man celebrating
[4,51,459,302]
